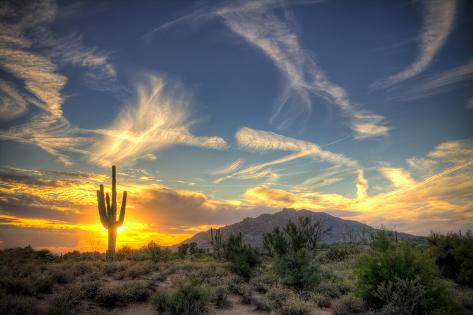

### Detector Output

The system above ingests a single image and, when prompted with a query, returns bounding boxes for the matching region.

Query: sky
[0,0,472,252]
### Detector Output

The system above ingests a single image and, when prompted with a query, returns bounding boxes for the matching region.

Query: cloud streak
[90,74,228,166]
[373,0,456,88]
[214,127,359,184]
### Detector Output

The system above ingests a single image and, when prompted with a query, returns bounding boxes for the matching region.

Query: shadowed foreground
[0,228,472,315]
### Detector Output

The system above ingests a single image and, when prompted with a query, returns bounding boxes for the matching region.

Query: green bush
[428,231,473,287]
[151,277,212,315]
[223,233,260,281]
[356,230,449,314]
[273,249,321,290]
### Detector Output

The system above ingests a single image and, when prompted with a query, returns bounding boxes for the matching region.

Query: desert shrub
[0,246,58,265]
[264,286,291,309]
[0,294,40,315]
[340,293,365,313]
[79,280,101,299]
[178,243,189,256]
[319,244,362,263]
[152,277,211,315]
[273,249,321,290]
[313,293,331,308]
[279,295,312,315]
[357,230,449,314]
[32,273,54,294]
[373,277,425,315]
[62,250,103,261]
[332,300,350,315]
[211,286,230,309]
[124,261,154,279]
[250,273,276,293]
[49,266,74,284]
[52,285,83,312]
[102,260,130,277]
[316,280,343,298]
[223,233,260,281]
[428,231,473,287]
[0,272,53,296]
[95,281,150,307]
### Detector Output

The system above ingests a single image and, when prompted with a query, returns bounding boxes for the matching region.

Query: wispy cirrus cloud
[0,79,28,121]
[90,74,228,167]
[0,0,117,164]
[372,0,456,88]
[397,59,473,101]
[211,159,245,175]
[147,0,389,139]
[236,127,358,167]
[216,1,389,139]
[214,127,359,184]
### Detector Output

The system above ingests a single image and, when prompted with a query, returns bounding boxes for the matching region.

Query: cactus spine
[96,165,127,261]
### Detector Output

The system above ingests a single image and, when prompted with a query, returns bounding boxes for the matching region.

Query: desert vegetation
[1,220,472,314]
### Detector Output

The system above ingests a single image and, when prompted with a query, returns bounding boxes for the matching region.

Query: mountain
[181,208,417,249]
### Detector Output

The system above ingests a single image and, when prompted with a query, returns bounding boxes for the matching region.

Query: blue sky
[0,0,472,251]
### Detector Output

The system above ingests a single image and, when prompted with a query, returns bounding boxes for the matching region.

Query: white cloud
[380,167,416,189]
[0,79,28,121]
[427,139,473,164]
[356,169,369,199]
[90,74,228,166]
[373,0,456,88]
[236,127,358,167]
[211,159,245,175]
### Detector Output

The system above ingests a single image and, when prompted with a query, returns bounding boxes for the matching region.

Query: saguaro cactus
[210,228,224,258]
[96,165,127,261]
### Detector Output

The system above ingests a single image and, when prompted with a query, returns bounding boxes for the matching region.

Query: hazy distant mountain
[182,208,417,249]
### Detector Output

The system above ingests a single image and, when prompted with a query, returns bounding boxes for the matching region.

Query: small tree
[263,216,327,290]
[223,233,259,281]
[263,216,330,256]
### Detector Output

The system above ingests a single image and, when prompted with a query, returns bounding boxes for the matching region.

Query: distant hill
[181,208,418,249]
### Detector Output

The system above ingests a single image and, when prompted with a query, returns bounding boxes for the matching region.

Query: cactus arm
[105,192,111,217]
[97,187,109,228]
[117,191,127,227]
[111,165,117,219]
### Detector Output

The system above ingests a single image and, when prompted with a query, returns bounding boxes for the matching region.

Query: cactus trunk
[107,227,117,261]
[97,165,127,261]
